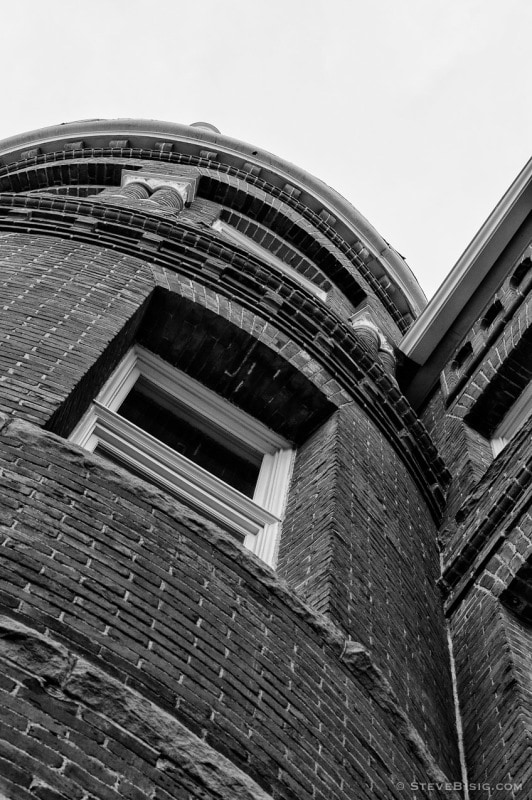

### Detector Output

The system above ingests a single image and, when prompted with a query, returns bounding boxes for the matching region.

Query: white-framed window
[492,380,532,456]
[70,346,294,566]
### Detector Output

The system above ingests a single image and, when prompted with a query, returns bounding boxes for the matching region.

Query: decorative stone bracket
[103,169,200,213]
[349,307,397,375]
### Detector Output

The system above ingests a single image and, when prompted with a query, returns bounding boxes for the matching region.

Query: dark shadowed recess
[500,559,532,624]
[47,287,335,444]
[466,326,532,437]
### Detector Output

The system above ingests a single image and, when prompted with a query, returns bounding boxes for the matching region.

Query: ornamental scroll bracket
[120,169,200,207]
[349,307,397,376]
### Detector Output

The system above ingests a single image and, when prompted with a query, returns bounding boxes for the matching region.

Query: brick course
[0,419,460,799]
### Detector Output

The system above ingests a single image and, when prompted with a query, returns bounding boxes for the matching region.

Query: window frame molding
[212,219,328,301]
[492,380,532,456]
[70,346,294,566]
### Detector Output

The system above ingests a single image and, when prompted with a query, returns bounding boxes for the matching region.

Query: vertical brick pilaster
[279,402,459,777]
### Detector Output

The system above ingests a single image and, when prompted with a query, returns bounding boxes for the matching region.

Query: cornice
[0,119,426,319]
[0,152,397,325]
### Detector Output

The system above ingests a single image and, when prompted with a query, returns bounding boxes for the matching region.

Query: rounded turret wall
[0,120,460,800]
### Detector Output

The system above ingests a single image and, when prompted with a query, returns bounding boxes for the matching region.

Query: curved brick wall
[0,418,459,800]
[279,402,456,773]
[0,121,460,799]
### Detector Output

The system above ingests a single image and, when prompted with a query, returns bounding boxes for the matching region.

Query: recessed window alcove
[53,288,335,566]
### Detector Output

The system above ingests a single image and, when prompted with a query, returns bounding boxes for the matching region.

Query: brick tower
[0,120,528,799]
[401,160,532,798]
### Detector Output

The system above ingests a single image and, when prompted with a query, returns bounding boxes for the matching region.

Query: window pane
[117,384,261,497]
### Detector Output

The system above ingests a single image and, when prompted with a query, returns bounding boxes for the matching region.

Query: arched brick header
[47,286,335,445]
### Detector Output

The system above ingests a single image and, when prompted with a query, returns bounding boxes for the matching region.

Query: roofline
[402,155,532,365]
[0,118,426,316]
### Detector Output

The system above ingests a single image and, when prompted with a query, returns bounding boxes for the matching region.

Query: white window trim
[212,219,328,301]
[492,380,532,456]
[70,347,294,566]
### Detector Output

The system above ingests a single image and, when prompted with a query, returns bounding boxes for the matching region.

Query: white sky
[1,0,531,298]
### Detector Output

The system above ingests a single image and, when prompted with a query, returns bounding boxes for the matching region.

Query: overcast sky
[1,0,531,298]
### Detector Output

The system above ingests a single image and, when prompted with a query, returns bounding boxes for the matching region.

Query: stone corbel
[349,308,397,376]
[120,170,200,208]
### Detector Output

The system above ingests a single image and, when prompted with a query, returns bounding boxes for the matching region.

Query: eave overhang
[400,156,532,408]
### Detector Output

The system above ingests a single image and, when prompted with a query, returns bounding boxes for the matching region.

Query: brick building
[0,119,529,799]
